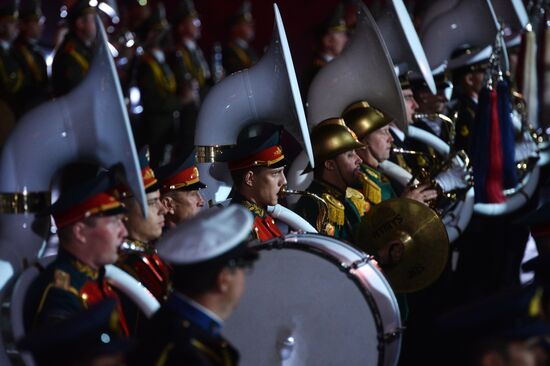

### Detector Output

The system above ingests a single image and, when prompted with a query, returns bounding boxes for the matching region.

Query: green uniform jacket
[358,163,397,205]
[222,40,257,75]
[294,179,363,243]
[0,43,23,117]
[12,36,49,115]
[52,32,93,97]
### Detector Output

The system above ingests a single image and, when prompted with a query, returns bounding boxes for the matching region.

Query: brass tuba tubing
[279,187,330,235]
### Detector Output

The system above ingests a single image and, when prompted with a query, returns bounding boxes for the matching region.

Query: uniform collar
[232,191,266,217]
[119,238,154,254]
[314,179,345,199]
[167,292,223,336]
[58,248,100,280]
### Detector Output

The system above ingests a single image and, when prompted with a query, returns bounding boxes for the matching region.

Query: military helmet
[342,101,392,141]
[308,118,364,170]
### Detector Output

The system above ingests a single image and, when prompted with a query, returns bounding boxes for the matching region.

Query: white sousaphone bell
[420,0,498,70]
[0,17,158,366]
[193,4,315,232]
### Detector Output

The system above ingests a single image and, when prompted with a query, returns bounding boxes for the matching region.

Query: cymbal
[355,198,449,294]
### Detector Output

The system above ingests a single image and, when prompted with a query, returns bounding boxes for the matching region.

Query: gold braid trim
[322,193,345,226]
[346,187,369,216]
[143,54,177,94]
[229,43,252,68]
[358,171,382,204]
[155,342,175,366]
[178,46,205,87]
[18,44,43,82]
[68,48,89,73]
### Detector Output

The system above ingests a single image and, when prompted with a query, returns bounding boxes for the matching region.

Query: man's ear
[72,222,88,245]
[324,159,336,171]
[464,73,474,88]
[216,267,232,294]
[161,196,175,214]
[243,170,255,187]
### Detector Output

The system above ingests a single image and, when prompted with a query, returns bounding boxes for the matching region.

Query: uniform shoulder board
[52,269,71,291]
[346,187,369,216]
[358,171,382,205]
[322,193,345,226]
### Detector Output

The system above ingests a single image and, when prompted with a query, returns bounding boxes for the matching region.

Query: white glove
[435,166,469,192]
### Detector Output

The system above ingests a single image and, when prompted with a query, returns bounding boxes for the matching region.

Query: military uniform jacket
[51,32,93,97]
[231,192,283,241]
[0,42,23,116]
[12,36,49,115]
[132,292,239,366]
[222,39,258,75]
[24,248,129,335]
[294,180,366,243]
[116,239,172,302]
[358,163,397,205]
[453,94,477,154]
[170,42,211,96]
[413,116,452,144]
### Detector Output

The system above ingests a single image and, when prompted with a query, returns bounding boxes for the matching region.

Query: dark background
[40,0,388,83]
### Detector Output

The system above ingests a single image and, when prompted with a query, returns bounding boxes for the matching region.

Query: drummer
[223,129,287,241]
[131,205,259,365]
[294,118,367,242]
[342,100,437,207]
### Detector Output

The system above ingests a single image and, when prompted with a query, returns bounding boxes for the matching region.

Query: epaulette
[346,187,369,216]
[322,192,345,226]
[357,171,382,205]
[52,269,71,291]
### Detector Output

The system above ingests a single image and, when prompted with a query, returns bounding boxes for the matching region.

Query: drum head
[224,239,395,366]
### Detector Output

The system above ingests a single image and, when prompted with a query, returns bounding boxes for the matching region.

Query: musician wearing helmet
[52,0,97,97]
[23,172,130,336]
[131,205,259,366]
[223,130,287,241]
[157,149,207,228]
[294,119,367,241]
[343,101,437,206]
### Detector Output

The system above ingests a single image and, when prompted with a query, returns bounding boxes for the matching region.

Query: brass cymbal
[355,198,449,294]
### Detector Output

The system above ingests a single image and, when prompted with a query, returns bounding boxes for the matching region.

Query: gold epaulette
[358,171,382,205]
[346,187,369,216]
[322,193,345,226]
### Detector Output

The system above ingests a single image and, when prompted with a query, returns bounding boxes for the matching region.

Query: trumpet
[279,186,331,235]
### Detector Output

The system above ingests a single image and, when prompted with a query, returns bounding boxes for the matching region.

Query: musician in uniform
[303,3,347,91]
[411,72,454,144]
[294,118,367,241]
[51,0,96,97]
[115,148,170,304]
[135,3,182,167]
[18,299,134,366]
[168,0,211,155]
[223,130,287,241]
[222,1,257,75]
[13,0,49,115]
[158,148,206,228]
[448,46,490,154]
[343,101,437,207]
[24,172,129,336]
[132,205,258,366]
[0,0,23,120]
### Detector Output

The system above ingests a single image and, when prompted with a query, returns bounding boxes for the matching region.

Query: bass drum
[224,233,402,366]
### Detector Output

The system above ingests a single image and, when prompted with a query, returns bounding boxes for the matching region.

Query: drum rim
[253,233,393,366]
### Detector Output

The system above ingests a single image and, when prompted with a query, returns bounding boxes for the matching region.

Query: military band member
[51,0,96,97]
[24,172,129,336]
[303,3,348,90]
[168,0,210,154]
[222,1,257,75]
[135,3,182,167]
[158,149,206,228]
[295,119,367,241]
[132,205,258,366]
[343,101,438,206]
[18,299,133,366]
[13,0,48,115]
[224,130,287,241]
[115,148,170,303]
[0,0,23,119]
[448,46,491,154]
[411,72,454,144]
